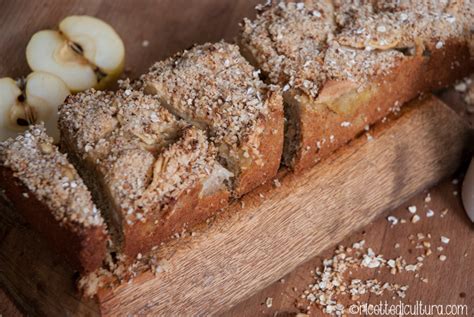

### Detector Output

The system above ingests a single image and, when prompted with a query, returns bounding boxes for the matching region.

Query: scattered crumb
[439,255,447,261]
[408,205,417,214]
[142,40,150,47]
[387,216,398,225]
[411,215,421,223]
[440,236,450,244]
[265,297,273,308]
[426,209,434,217]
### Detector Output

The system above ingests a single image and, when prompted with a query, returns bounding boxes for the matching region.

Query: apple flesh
[26,15,125,92]
[0,72,70,142]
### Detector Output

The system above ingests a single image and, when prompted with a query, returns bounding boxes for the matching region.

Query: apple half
[0,72,70,142]
[26,15,125,92]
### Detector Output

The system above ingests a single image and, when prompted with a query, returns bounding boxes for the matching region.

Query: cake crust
[59,88,231,258]
[0,126,107,272]
[142,42,284,196]
[239,0,473,172]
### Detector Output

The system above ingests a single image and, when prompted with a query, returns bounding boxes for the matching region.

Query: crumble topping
[337,9,467,51]
[323,41,404,82]
[141,41,275,158]
[0,125,103,228]
[241,1,335,97]
[59,88,186,159]
[101,126,218,224]
[133,127,217,218]
[240,0,472,98]
[59,88,221,224]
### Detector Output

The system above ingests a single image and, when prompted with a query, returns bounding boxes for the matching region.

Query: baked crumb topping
[241,1,335,97]
[59,87,221,224]
[323,41,404,83]
[0,125,103,228]
[240,0,472,98]
[59,87,186,158]
[132,127,217,219]
[141,41,274,155]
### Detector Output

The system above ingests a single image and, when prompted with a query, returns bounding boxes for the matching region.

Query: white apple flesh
[26,30,97,92]
[0,72,70,142]
[26,15,125,92]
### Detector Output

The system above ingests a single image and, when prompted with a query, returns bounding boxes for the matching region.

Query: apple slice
[0,72,70,142]
[26,15,125,92]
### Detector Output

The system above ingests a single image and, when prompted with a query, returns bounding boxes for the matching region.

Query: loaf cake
[0,125,108,272]
[59,87,231,258]
[141,41,284,196]
[239,0,473,172]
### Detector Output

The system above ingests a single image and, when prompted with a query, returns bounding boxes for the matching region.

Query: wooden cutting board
[0,1,472,316]
[0,96,470,316]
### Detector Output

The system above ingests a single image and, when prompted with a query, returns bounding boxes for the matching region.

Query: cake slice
[59,88,231,258]
[0,125,107,272]
[239,0,473,172]
[141,41,284,196]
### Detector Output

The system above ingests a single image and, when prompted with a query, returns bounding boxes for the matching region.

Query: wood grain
[0,0,261,80]
[0,96,470,316]
[224,178,474,316]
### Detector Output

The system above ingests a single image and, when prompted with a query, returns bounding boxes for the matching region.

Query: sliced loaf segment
[141,41,284,196]
[0,125,107,272]
[239,1,473,171]
[59,87,230,258]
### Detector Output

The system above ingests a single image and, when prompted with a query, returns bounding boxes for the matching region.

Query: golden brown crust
[289,39,472,172]
[59,89,232,258]
[234,89,284,194]
[141,42,284,196]
[0,125,108,272]
[0,166,107,272]
[119,127,231,257]
[122,182,229,257]
[239,1,473,172]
